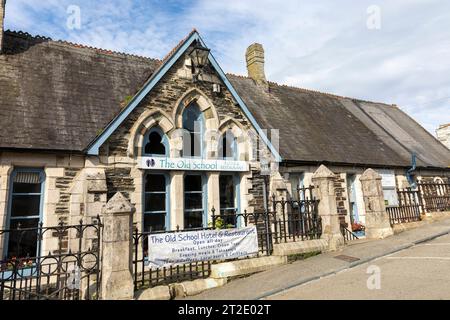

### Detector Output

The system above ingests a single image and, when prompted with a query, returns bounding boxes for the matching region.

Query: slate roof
[1,30,449,169]
[0,31,159,152]
[228,75,450,168]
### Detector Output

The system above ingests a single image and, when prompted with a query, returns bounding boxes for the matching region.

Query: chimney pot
[246,43,268,89]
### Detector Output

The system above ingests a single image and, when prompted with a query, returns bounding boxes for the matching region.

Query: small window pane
[145,175,166,192]
[145,194,166,212]
[7,218,40,258]
[192,132,202,157]
[185,193,203,210]
[145,131,166,155]
[182,104,204,158]
[220,133,236,159]
[11,195,41,217]
[184,175,202,191]
[183,105,201,132]
[184,212,203,229]
[144,214,166,232]
[220,175,235,209]
[13,182,41,194]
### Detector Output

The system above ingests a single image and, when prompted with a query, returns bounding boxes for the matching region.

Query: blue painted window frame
[348,174,360,223]
[182,103,206,159]
[183,172,208,229]
[143,172,170,232]
[3,168,45,259]
[143,127,169,157]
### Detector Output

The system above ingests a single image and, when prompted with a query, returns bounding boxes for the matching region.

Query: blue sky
[4,0,450,135]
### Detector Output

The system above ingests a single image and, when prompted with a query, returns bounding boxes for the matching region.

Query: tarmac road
[267,233,450,300]
[182,217,450,300]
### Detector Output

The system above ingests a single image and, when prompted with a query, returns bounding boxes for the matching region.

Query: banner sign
[140,157,249,172]
[146,226,259,268]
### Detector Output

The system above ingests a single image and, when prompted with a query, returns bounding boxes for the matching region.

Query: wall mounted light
[188,40,210,83]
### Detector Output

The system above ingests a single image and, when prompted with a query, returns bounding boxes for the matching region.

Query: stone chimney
[0,0,5,54]
[246,43,268,88]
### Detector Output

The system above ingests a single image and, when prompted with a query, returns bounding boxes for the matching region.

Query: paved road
[184,217,450,300]
[267,234,450,300]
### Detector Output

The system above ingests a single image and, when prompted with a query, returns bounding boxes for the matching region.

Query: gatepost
[311,165,344,251]
[360,169,394,239]
[100,192,135,300]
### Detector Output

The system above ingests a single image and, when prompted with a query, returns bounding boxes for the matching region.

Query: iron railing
[340,225,359,243]
[0,217,102,300]
[133,226,213,291]
[211,209,274,256]
[271,188,322,243]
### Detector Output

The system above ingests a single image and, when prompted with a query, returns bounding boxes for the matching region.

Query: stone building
[1,2,450,260]
[437,123,450,150]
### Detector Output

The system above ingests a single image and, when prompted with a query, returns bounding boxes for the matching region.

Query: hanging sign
[146,226,259,268]
[139,157,249,172]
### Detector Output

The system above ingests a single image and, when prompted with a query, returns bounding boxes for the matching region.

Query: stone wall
[96,44,258,215]
[333,174,348,226]
[100,51,251,158]
[105,168,135,201]
[55,168,81,222]
[247,169,265,213]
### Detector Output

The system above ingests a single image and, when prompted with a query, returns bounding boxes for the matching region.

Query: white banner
[139,157,249,172]
[147,226,259,268]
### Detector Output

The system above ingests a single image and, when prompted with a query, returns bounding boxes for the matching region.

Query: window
[184,174,205,229]
[289,173,305,201]
[182,103,204,158]
[144,128,167,156]
[219,131,237,160]
[5,169,44,259]
[219,175,238,227]
[144,174,168,232]
[347,174,359,224]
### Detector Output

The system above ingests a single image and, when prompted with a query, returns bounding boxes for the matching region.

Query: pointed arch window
[182,103,205,158]
[219,130,238,160]
[143,127,168,157]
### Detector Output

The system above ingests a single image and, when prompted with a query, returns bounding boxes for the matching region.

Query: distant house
[0,2,449,260]
[437,124,450,150]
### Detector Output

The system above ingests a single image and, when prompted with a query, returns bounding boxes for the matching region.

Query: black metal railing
[0,217,102,300]
[133,226,213,291]
[132,187,322,291]
[211,209,274,256]
[340,225,359,243]
[271,189,322,243]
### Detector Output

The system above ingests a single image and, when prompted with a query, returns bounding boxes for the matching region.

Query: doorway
[219,174,239,227]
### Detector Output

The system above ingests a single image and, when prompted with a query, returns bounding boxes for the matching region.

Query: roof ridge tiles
[160,28,198,63]
[5,29,161,62]
[227,72,394,107]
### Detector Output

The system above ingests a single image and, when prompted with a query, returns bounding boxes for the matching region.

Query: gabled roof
[84,29,281,160]
[0,30,449,169]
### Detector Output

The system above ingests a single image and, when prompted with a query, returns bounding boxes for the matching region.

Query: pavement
[181,217,450,300]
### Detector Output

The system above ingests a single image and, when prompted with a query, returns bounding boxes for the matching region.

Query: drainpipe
[406,153,417,189]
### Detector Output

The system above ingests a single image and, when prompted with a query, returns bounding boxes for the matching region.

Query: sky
[4,0,450,135]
